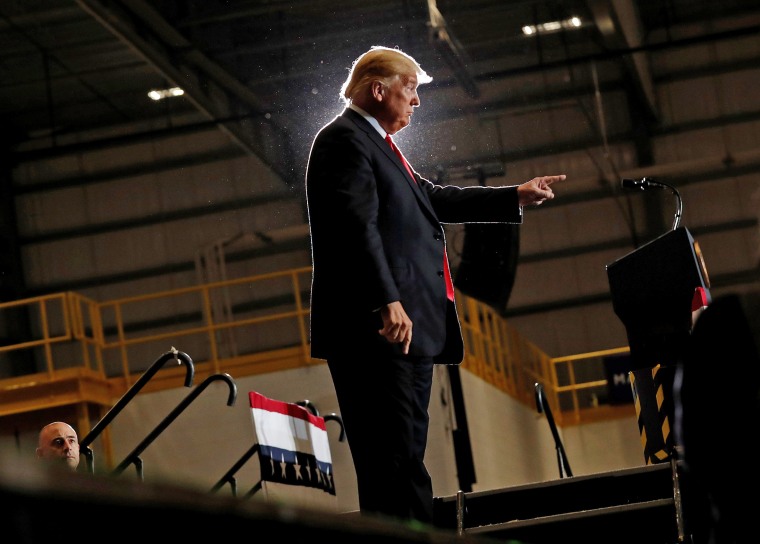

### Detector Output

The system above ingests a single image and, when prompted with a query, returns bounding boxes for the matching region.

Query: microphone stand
[621,177,682,231]
[664,181,683,231]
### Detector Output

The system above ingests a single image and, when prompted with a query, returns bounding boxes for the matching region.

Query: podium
[606,227,711,466]
[606,227,711,371]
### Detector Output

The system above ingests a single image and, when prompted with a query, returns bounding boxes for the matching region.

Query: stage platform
[433,461,684,544]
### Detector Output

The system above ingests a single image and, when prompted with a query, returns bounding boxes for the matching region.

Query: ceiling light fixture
[147,87,185,101]
[522,16,582,36]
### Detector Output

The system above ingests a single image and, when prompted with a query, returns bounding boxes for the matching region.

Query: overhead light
[522,16,583,36]
[147,87,185,101]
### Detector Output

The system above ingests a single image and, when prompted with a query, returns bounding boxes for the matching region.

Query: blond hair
[340,46,432,104]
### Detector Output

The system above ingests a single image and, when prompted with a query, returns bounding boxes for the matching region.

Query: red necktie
[386,134,455,301]
[386,134,416,182]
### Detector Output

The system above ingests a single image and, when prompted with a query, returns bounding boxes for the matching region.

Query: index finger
[544,174,566,185]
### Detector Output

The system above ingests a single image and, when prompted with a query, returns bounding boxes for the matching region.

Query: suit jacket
[305,108,523,365]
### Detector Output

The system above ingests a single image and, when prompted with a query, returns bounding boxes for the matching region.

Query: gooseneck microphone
[621,177,666,190]
[621,176,683,230]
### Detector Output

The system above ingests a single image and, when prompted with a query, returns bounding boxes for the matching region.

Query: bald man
[36,421,80,471]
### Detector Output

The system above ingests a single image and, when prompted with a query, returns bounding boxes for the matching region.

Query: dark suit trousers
[327,349,435,523]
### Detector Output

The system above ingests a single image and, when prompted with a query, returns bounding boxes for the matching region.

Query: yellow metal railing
[456,295,633,425]
[0,267,631,425]
[90,267,313,386]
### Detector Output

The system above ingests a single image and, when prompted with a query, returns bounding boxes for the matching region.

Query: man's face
[377,74,420,135]
[37,422,80,471]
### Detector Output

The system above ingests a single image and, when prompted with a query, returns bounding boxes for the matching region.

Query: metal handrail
[535,382,573,478]
[0,267,632,428]
[112,373,237,479]
[79,349,195,473]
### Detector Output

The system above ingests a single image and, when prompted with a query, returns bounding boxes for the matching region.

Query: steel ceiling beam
[586,0,657,120]
[75,0,296,189]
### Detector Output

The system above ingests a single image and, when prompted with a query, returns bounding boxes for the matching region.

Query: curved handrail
[80,348,194,473]
[294,400,345,441]
[112,372,237,478]
[296,399,318,416]
[324,413,346,442]
[210,443,260,496]
[535,382,573,478]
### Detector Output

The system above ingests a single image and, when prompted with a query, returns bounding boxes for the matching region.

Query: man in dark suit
[305,45,565,524]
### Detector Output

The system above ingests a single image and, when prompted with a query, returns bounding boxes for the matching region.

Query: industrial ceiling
[4,1,758,182]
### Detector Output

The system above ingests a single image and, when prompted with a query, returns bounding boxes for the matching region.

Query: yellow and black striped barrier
[630,364,677,464]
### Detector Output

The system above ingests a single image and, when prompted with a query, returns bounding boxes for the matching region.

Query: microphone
[621,177,684,231]
[621,177,666,190]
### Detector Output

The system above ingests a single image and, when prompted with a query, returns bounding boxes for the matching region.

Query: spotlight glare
[147,87,185,101]
[523,16,583,36]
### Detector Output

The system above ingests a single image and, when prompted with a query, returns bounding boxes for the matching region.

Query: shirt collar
[348,103,387,138]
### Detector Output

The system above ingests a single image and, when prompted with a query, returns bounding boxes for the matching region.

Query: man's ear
[370,81,385,102]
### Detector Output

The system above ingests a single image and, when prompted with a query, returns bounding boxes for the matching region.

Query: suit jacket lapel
[342,109,434,214]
